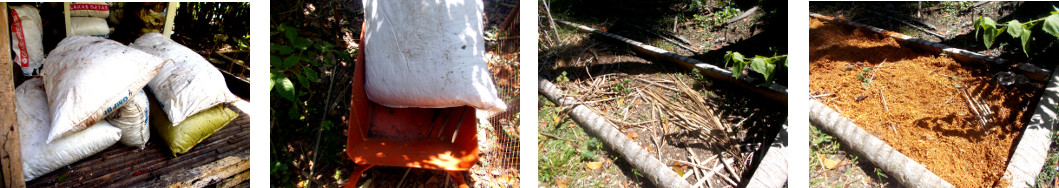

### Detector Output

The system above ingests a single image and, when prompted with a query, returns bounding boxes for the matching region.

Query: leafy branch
[724,51,787,83]
[269,23,353,119]
[974,6,1059,57]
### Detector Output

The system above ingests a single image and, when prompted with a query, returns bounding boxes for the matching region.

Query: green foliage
[935,1,975,14]
[1035,127,1059,186]
[690,0,741,28]
[611,78,632,93]
[557,71,571,82]
[974,7,1059,57]
[270,22,354,186]
[857,67,872,87]
[270,24,353,104]
[724,51,787,83]
[874,168,889,180]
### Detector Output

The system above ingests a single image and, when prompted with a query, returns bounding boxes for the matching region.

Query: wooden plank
[26,107,249,187]
[0,2,26,187]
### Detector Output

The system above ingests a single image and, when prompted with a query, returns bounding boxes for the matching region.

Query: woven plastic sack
[41,36,166,143]
[362,0,506,111]
[10,5,43,76]
[69,2,109,18]
[16,78,121,181]
[70,17,109,36]
[149,94,238,156]
[105,89,150,148]
[130,33,239,126]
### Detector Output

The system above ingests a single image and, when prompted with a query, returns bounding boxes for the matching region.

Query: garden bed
[809,15,1044,187]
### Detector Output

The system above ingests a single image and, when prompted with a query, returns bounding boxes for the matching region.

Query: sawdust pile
[809,17,1039,187]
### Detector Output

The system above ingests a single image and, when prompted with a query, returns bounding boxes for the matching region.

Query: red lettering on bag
[10,9,28,67]
[70,4,108,11]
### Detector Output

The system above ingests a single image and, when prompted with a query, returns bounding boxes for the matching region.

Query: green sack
[149,96,238,156]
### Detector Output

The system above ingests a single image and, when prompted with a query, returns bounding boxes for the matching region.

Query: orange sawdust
[809,17,1039,187]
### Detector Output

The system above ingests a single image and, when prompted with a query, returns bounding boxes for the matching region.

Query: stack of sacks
[16,36,165,180]
[17,78,121,181]
[9,5,43,76]
[130,33,240,156]
[68,2,110,37]
[41,35,165,144]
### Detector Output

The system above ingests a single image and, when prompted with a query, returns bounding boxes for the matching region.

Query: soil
[809,17,1041,187]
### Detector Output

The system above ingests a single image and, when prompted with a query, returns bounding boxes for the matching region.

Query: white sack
[130,33,239,126]
[41,36,166,143]
[10,5,43,76]
[69,2,109,18]
[362,0,506,111]
[105,89,150,148]
[16,78,121,181]
[70,17,110,36]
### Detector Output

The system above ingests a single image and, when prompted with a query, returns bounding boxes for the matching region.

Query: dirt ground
[809,1,1059,187]
[809,16,1037,187]
[539,0,787,187]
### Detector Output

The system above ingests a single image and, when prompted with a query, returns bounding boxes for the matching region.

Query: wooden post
[162,2,178,38]
[63,2,71,36]
[0,2,26,187]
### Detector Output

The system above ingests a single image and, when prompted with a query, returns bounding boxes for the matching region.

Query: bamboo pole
[1002,64,1059,187]
[540,79,692,188]
[553,19,788,105]
[742,121,787,188]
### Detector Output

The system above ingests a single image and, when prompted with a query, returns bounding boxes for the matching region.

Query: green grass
[1035,129,1059,186]
[810,123,890,187]
[538,95,607,186]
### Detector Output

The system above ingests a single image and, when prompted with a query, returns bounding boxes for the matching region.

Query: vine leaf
[974,16,983,39]
[1043,14,1059,39]
[1006,20,1023,38]
[725,51,746,78]
[1021,24,1032,56]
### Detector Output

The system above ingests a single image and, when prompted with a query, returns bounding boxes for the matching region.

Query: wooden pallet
[26,103,250,187]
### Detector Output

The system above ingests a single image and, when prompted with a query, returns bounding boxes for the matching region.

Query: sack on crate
[10,5,43,76]
[130,33,239,126]
[149,94,239,156]
[70,17,110,36]
[106,89,150,148]
[362,0,507,111]
[16,78,121,181]
[41,36,166,143]
[69,2,109,18]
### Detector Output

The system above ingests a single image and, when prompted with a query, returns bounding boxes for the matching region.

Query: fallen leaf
[556,179,568,188]
[618,98,624,105]
[626,132,638,139]
[586,161,603,170]
[553,116,560,124]
[673,165,684,176]
[822,157,841,169]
